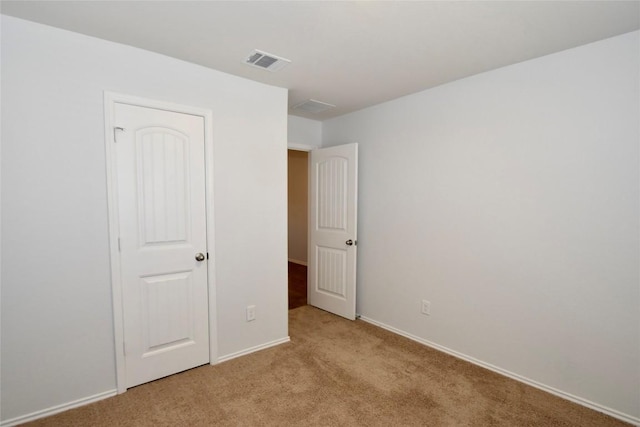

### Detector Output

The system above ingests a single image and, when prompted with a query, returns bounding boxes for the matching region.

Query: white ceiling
[2,1,639,120]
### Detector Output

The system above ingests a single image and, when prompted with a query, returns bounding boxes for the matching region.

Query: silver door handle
[195,253,205,261]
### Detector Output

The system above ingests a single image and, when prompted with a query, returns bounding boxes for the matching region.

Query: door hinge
[113,126,125,142]
[118,237,121,252]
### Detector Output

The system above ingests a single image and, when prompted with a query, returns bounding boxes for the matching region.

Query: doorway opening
[287,142,358,319]
[287,149,308,309]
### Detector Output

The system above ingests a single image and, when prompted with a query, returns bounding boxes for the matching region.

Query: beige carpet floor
[26,306,628,426]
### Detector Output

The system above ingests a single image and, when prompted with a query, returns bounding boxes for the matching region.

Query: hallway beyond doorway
[288,262,307,309]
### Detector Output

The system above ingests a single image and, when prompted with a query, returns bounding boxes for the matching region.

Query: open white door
[308,143,358,320]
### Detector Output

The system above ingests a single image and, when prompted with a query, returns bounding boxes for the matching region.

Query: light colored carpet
[26,305,628,426]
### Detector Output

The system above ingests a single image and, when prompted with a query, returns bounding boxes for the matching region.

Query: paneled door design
[308,143,358,320]
[114,102,209,388]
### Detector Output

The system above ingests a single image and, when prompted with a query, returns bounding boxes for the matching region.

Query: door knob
[195,253,206,262]
[346,239,354,246]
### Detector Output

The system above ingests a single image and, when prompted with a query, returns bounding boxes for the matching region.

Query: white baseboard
[1,338,291,426]
[359,316,639,427]
[0,389,117,427]
[5,324,635,427]
[288,258,307,266]
[216,336,291,364]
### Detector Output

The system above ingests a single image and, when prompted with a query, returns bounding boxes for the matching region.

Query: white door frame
[287,143,314,152]
[287,142,358,318]
[104,91,217,393]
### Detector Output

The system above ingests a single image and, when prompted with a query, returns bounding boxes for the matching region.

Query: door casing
[104,92,217,393]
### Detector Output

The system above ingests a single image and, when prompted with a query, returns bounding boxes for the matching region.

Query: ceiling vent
[292,99,336,114]
[244,49,291,72]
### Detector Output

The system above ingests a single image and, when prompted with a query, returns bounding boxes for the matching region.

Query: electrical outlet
[421,300,431,316]
[246,305,256,322]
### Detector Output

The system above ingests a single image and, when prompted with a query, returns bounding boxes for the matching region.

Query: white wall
[323,31,639,421]
[1,16,288,422]
[288,115,322,148]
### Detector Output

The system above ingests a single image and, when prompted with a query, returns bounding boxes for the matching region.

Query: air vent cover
[292,99,336,114]
[244,49,291,72]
